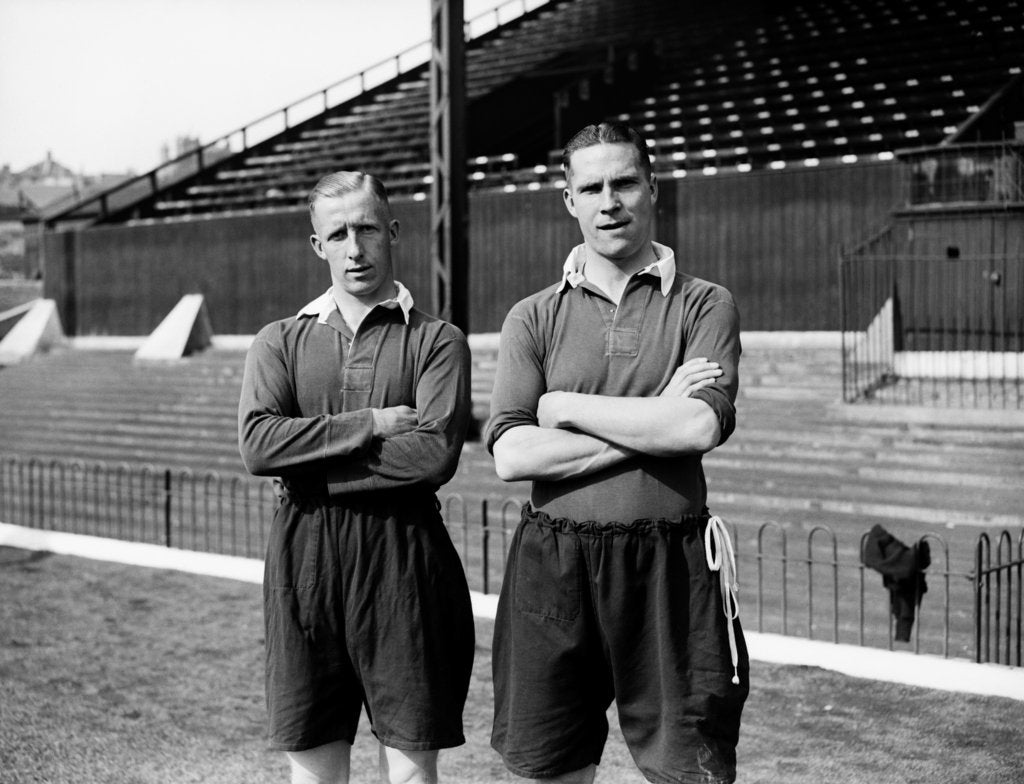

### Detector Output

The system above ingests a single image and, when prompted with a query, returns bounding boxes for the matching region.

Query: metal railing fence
[753,522,961,658]
[0,456,276,559]
[901,142,1024,208]
[840,250,1023,409]
[1,454,1020,666]
[975,529,1024,666]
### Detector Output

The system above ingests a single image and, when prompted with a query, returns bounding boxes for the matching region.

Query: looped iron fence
[754,521,987,660]
[975,528,1024,666]
[1,454,1020,665]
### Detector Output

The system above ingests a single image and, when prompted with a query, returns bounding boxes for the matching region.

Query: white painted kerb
[2,522,1021,702]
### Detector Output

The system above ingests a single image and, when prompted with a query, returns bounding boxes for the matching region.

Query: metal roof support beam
[429,0,469,331]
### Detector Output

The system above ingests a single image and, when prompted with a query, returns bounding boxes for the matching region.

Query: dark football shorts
[491,504,749,784]
[263,490,475,752]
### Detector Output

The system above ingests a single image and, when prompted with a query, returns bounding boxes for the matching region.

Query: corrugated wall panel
[672,161,902,330]
[72,210,317,335]
[44,162,906,335]
[466,189,578,333]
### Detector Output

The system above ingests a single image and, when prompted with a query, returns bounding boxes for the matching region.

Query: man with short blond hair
[240,170,474,784]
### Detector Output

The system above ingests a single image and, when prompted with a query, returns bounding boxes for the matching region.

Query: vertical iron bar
[831,534,839,644]
[70,463,81,536]
[245,479,254,559]
[114,464,125,540]
[756,528,764,633]
[974,533,986,662]
[913,543,922,655]
[757,522,786,636]
[984,536,992,663]
[807,534,814,639]
[191,475,200,552]
[481,498,490,594]
[33,459,44,529]
[806,526,837,643]
[218,474,226,554]
[839,253,849,401]
[1016,530,1023,666]
[0,457,8,523]
[56,462,69,532]
[241,481,249,558]
[858,561,866,648]
[45,460,56,530]
[203,474,212,552]
[782,530,788,636]
[999,531,1012,665]
[461,497,469,559]
[25,458,34,529]
[1007,537,1014,665]
[942,540,950,659]
[922,533,951,659]
[164,469,173,548]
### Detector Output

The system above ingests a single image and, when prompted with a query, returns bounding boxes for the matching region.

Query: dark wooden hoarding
[44,161,904,336]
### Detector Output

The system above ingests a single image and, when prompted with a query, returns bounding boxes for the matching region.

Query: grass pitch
[1,546,1021,784]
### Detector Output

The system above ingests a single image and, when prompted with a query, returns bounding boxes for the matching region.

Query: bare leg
[287,740,352,784]
[528,764,597,784]
[378,744,440,784]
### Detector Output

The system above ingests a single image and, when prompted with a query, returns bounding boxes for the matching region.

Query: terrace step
[1,344,1020,555]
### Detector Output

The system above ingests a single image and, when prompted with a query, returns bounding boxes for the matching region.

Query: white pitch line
[2,522,1022,701]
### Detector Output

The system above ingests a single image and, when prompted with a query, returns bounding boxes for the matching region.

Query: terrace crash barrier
[0,454,1021,667]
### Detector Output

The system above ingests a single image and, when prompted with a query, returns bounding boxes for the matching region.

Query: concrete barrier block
[134,294,214,362]
[0,299,40,341]
[0,299,65,365]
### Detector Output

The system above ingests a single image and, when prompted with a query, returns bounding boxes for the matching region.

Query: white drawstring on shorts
[704,515,741,685]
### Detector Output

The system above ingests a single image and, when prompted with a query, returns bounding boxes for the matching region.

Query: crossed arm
[324,335,471,493]
[239,330,471,493]
[492,358,723,482]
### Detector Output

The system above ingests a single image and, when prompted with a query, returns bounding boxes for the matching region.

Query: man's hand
[660,358,722,398]
[371,405,418,438]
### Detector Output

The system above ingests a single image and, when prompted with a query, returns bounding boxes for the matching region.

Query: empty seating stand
[48,0,1024,224]
[621,0,1024,177]
[139,0,706,221]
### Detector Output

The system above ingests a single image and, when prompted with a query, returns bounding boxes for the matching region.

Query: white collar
[556,242,676,297]
[296,281,414,324]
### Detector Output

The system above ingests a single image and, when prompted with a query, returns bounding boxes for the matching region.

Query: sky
[0,0,501,175]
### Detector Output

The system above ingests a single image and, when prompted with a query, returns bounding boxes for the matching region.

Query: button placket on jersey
[604,279,652,357]
[339,320,386,412]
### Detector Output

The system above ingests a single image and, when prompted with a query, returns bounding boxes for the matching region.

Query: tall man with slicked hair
[239,171,474,784]
[487,123,749,784]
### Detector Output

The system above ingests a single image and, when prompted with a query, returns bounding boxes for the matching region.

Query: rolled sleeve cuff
[485,410,538,454]
[690,388,736,445]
